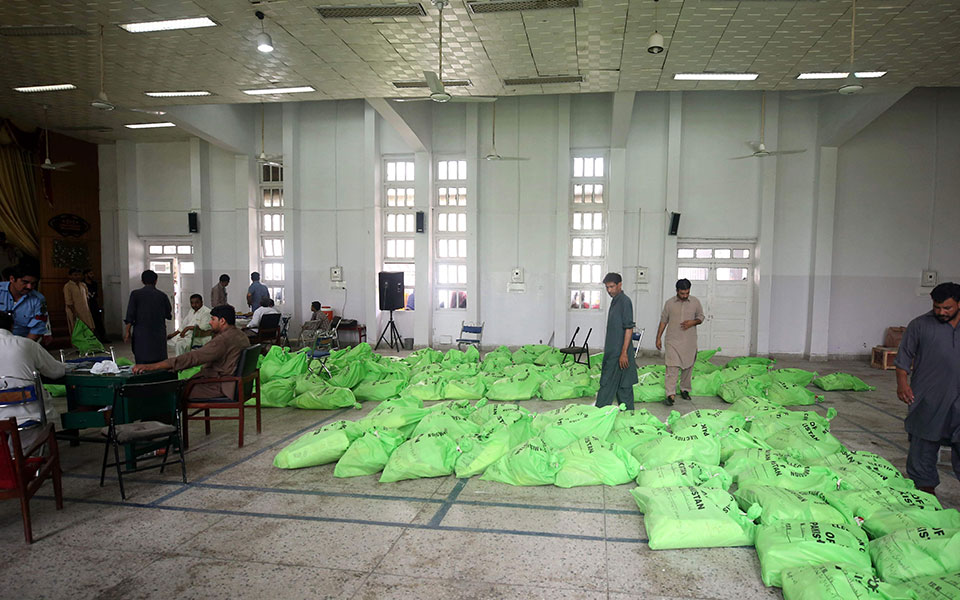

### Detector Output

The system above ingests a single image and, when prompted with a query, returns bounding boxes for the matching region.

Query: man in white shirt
[167,294,213,356]
[243,297,280,337]
[0,312,64,448]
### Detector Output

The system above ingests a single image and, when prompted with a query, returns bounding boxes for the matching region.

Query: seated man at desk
[243,298,280,338]
[133,305,249,400]
[167,293,212,356]
[0,312,64,447]
[0,262,49,341]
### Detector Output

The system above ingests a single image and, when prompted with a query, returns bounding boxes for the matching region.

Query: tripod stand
[375,310,403,351]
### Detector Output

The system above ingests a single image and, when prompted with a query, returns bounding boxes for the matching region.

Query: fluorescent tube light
[119,17,217,33]
[673,73,758,81]
[854,71,886,78]
[14,83,76,93]
[797,72,850,80]
[124,122,177,129]
[144,90,212,97]
[242,86,315,95]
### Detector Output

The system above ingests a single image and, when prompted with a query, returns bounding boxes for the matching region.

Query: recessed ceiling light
[673,73,758,81]
[124,122,177,129]
[854,71,886,79]
[797,72,850,80]
[14,83,77,93]
[242,86,316,95]
[144,90,212,97]
[119,17,217,33]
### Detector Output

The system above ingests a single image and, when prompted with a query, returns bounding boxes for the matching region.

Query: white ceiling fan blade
[729,154,757,160]
[128,107,167,115]
[449,96,498,103]
[51,161,76,169]
[768,149,806,156]
[424,71,444,95]
[492,156,529,161]
[389,97,432,102]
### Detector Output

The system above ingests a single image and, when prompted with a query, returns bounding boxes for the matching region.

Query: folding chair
[633,328,645,359]
[277,315,291,347]
[99,379,186,501]
[0,419,62,543]
[559,327,592,368]
[456,321,484,351]
[307,317,341,377]
[298,319,322,350]
[181,344,261,449]
[0,372,49,434]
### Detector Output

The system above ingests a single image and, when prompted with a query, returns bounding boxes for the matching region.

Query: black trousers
[906,435,960,488]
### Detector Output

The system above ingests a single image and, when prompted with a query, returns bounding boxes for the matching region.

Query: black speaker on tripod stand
[376,272,405,350]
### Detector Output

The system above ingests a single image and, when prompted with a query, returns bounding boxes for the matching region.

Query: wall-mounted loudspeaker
[188,212,199,233]
[668,212,681,236]
[416,211,425,233]
[378,271,405,311]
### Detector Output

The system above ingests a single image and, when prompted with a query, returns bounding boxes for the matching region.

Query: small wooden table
[336,323,367,347]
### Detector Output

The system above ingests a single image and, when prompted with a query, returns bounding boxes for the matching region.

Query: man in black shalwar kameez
[124,270,172,364]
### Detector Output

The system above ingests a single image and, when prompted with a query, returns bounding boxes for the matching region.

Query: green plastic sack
[290,384,359,410]
[719,363,771,382]
[635,460,732,490]
[636,370,666,386]
[539,404,620,450]
[426,399,475,418]
[71,319,104,353]
[719,375,772,403]
[690,371,724,396]
[607,425,667,452]
[861,507,960,540]
[533,348,563,366]
[554,435,641,487]
[668,409,746,435]
[411,411,480,439]
[638,364,666,376]
[538,379,586,401]
[728,395,783,419]
[115,357,134,367]
[724,356,775,369]
[735,460,842,493]
[613,409,665,431]
[780,564,893,600]
[697,347,722,362]
[455,411,536,478]
[380,430,462,482]
[178,365,203,380]
[768,381,824,406]
[829,463,915,491]
[358,402,430,437]
[633,382,666,404]
[812,373,876,392]
[43,383,66,397]
[352,379,406,403]
[883,572,960,600]
[258,345,287,383]
[274,350,308,380]
[443,376,486,400]
[402,376,447,402]
[692,360,721,376]
[718,425,772,462]
[755,521,871,587]
[511,344,552,365]
[255,378,295,407]
[333,427,406,477]
[532,403,597,431]
[748,407,837,441]
[823,488,942,523]
[485,371,542,401]
[769,368,819,387]
[734,486,851,525]
[765,421,845,462]
[807,449,899,472]
[480,436,563,486]
[722,448,805,477]
[327,361,367,389]
[869,527,960,583]
[469,402,529,426]
[273,420,364,469]
[631,424,721,469]
[631,485,760,549]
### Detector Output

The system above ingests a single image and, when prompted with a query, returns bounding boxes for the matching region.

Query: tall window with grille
[569,154,606,310]
[259,164,285,304]
[382,158,416,307]
[435,159,467,309]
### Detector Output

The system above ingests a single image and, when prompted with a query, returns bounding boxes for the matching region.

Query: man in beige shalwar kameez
[63,268,95,334]
[655,278,705,406]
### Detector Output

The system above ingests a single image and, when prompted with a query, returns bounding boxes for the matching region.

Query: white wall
[100,88,960,356]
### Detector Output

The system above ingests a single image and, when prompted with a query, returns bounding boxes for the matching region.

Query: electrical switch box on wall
[511,268,524,283]
[921,270,937,287]
[635,267,649,284]
[330,266,343,282]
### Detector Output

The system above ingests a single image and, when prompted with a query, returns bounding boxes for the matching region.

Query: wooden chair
[99,380,186,501]
[0,419,63,543]
[181,345,261,449]
[559,327,592,368]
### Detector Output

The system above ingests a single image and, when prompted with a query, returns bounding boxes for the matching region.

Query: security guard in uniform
[0,263,49,341]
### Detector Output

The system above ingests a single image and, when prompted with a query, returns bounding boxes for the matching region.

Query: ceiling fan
[30,106,75,171]
[391,0,496,104]
[257,104,282,167]
[90,24,165,116]
[731,91,806,160]
[484,103,527,161]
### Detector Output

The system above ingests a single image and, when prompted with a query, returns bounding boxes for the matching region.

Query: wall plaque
[48,213,91,237]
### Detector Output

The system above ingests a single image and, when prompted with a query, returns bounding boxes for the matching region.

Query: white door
[146,241,197,334]
[677,244,754,356]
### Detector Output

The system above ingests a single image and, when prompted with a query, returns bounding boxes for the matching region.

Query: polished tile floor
[1,351,956,600]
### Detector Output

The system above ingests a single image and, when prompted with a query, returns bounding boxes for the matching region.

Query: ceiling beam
[366,98,431,153]
[163,104,256,155]
[611,91,636,149]
[816,86,913,147]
